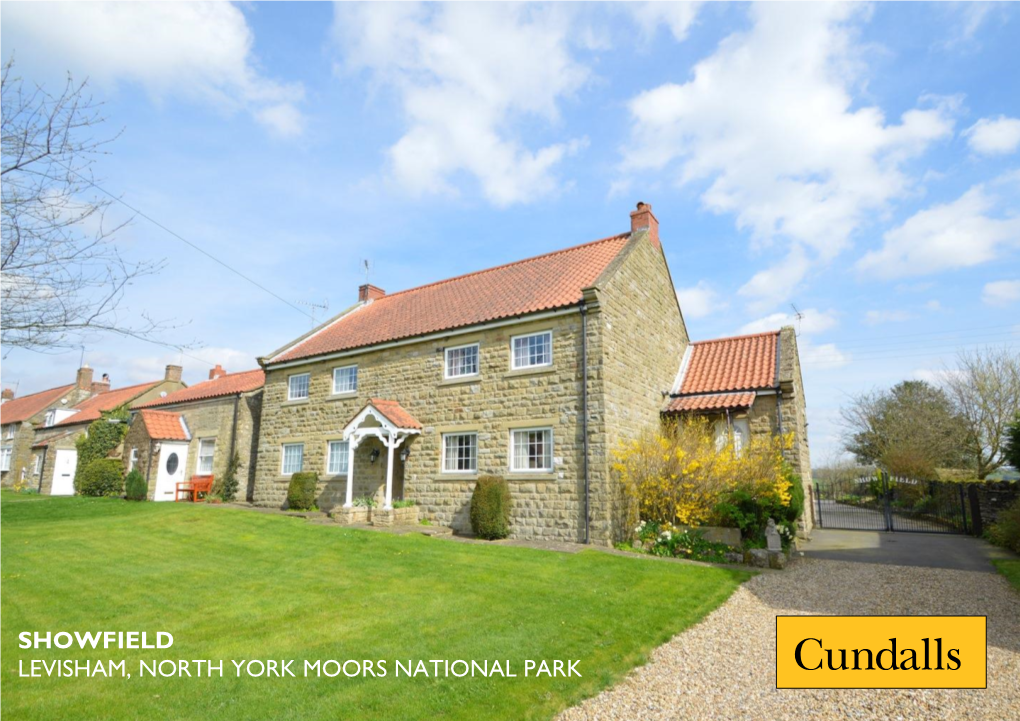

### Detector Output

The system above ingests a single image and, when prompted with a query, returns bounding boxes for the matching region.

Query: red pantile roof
[272,234,631,363]
[138,410,190,441]
[135,369,264,409]
[666,392,757,413]
[677,332,779,395]
[368,398,422,430]
[0,384,76,425]
[53,381,163,427]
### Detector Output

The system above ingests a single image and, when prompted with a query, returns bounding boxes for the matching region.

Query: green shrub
[392,499,416,509]
[124,469,147,501]
[216,451,242,502]
[470,475,512,540]
[75,458,125,497]
[286,471,318,511]
[353,496,377,508]
[74,406,130,479]
[713,462,803,546]
[988,497,1020,554]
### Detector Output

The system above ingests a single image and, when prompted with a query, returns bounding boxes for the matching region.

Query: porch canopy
[341,398,421,509]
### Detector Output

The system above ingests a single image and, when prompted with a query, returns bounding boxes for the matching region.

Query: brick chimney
[165,364,183,383]
[1,388,14,403]
[630,201,660,249]
[91,373,111,394]
[358,284,386,303]
[208,364,227,380]
[76,365,94,392]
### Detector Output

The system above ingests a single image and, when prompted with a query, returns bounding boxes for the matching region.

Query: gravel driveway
[559,558,1019,721]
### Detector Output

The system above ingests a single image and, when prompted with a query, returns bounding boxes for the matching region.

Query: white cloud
[964,116,1020,156]
[3,2,303,136]
[924,300,943,312]
[863,309,913,325]
[676,281,723,319]
[799,340,850,369]
[630,2,701,42]
[739,307,838,336]
[332,3,589,206]
[617,3,955,309]
[856,184,1020,279]
[982,280,1020,307]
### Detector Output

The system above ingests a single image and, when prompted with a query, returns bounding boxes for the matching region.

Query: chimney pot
[629,201,660,249]
[358,284,386,303]
[76,365,95,392]
[209,364,227,380]
[91,374,111,394]
[165,364,183,383]
[1,388,14,402]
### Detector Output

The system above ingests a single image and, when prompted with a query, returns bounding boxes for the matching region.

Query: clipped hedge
[76,458,125,498]
[470,475,512,540]
[287,471,318,511]
[124,469,148,501]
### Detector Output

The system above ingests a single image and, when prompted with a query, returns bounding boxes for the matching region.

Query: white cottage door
[51,449,77,495]
[153,443,189,502]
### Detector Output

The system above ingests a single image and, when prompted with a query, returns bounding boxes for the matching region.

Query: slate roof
[135,369,264,409]
[53,381,163,427]
[138,410,190,441]
[271,233,631,363]
[0,385,76,425]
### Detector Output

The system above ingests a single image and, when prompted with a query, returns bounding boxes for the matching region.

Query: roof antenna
[296,298,330,327]
[360,258,372,285]
[790,303,804,337]
[79,345,86,369]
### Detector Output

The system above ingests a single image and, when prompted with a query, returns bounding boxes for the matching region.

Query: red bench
[175,475,214,502]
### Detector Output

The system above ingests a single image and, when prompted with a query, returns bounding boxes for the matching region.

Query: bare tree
[1,58,166,355]
[938,348,1020,479]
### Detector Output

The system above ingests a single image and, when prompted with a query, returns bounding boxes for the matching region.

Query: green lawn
[1,493,748,721]
[993,559,1020,593]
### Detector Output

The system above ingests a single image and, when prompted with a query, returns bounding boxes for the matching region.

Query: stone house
[124,366,264,501]
[32,366,187,495]
[663,328,814,531]
[251,202,810,545]
[0,366,100,488]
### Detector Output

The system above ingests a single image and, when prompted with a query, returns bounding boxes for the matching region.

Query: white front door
[153,443,189,502]
[51,449,77,495]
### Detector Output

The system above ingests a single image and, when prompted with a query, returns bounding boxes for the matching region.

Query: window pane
[333,366,357,394]
[328,440,349,475]
[282,444,304,474]
[446,345,479,377]
[198,440,215,474]
[512,332,551,368]
[443,433,477,472]
[511,429,552,471]
[289,374,309,400]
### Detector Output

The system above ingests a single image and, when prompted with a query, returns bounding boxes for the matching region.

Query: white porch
[341,399,421,510]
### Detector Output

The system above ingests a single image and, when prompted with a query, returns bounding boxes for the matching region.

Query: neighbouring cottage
[253,202,810,544]
[0,366,99,487]
[663,329,814,532]
[32,365,187,495]
[124,365,264,502]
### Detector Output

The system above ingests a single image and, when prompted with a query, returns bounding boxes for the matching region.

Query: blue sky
[2,2,1019,463]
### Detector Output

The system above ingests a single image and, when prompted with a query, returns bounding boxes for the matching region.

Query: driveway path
[802,529,1014,571]
[558,558,1019,721]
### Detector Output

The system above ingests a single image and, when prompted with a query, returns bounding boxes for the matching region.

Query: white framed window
[332,365,358,394]
[288,373,310,401]
[511,331,552,370]
[0,447,11,472]
[442,433,478,473]
[197,439,216,475]
[510,428,553,472]
[445,344,479,379]
[4,425,15,439]
[44,411,55,427]
[732,419,750,456]
[128,447,139,473]
[327,440,350,475]
[34,454,42,476]
[281,443,304,475]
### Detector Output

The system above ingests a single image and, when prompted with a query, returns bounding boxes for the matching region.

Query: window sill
[282,398,310,407]
[506,472,557,481]
[327,392,358,402]
[504,366,555,379]
[440,375,481,387]
[436,473,478,481]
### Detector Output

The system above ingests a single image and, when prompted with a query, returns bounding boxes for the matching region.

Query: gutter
[580,300,590,545]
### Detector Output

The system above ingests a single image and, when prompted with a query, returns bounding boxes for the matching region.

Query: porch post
[344,437,356,508]
[384,435,396,510]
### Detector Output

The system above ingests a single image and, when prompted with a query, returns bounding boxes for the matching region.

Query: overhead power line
[53,160,317,323]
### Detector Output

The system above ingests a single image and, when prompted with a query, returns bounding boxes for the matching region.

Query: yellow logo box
[776,616,986,689]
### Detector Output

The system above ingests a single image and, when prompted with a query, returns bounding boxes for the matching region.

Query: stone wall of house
[778,326,813,530]
[35,429,85,495]
[3,422,36,488]
[122,419,156,496]
[596,232,689,542]
[254,312,593,542]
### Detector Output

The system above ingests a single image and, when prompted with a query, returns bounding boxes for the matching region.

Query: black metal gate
[814,472,970,534]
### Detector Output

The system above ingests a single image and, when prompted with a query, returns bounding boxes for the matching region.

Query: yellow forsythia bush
[612,416,793,530]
